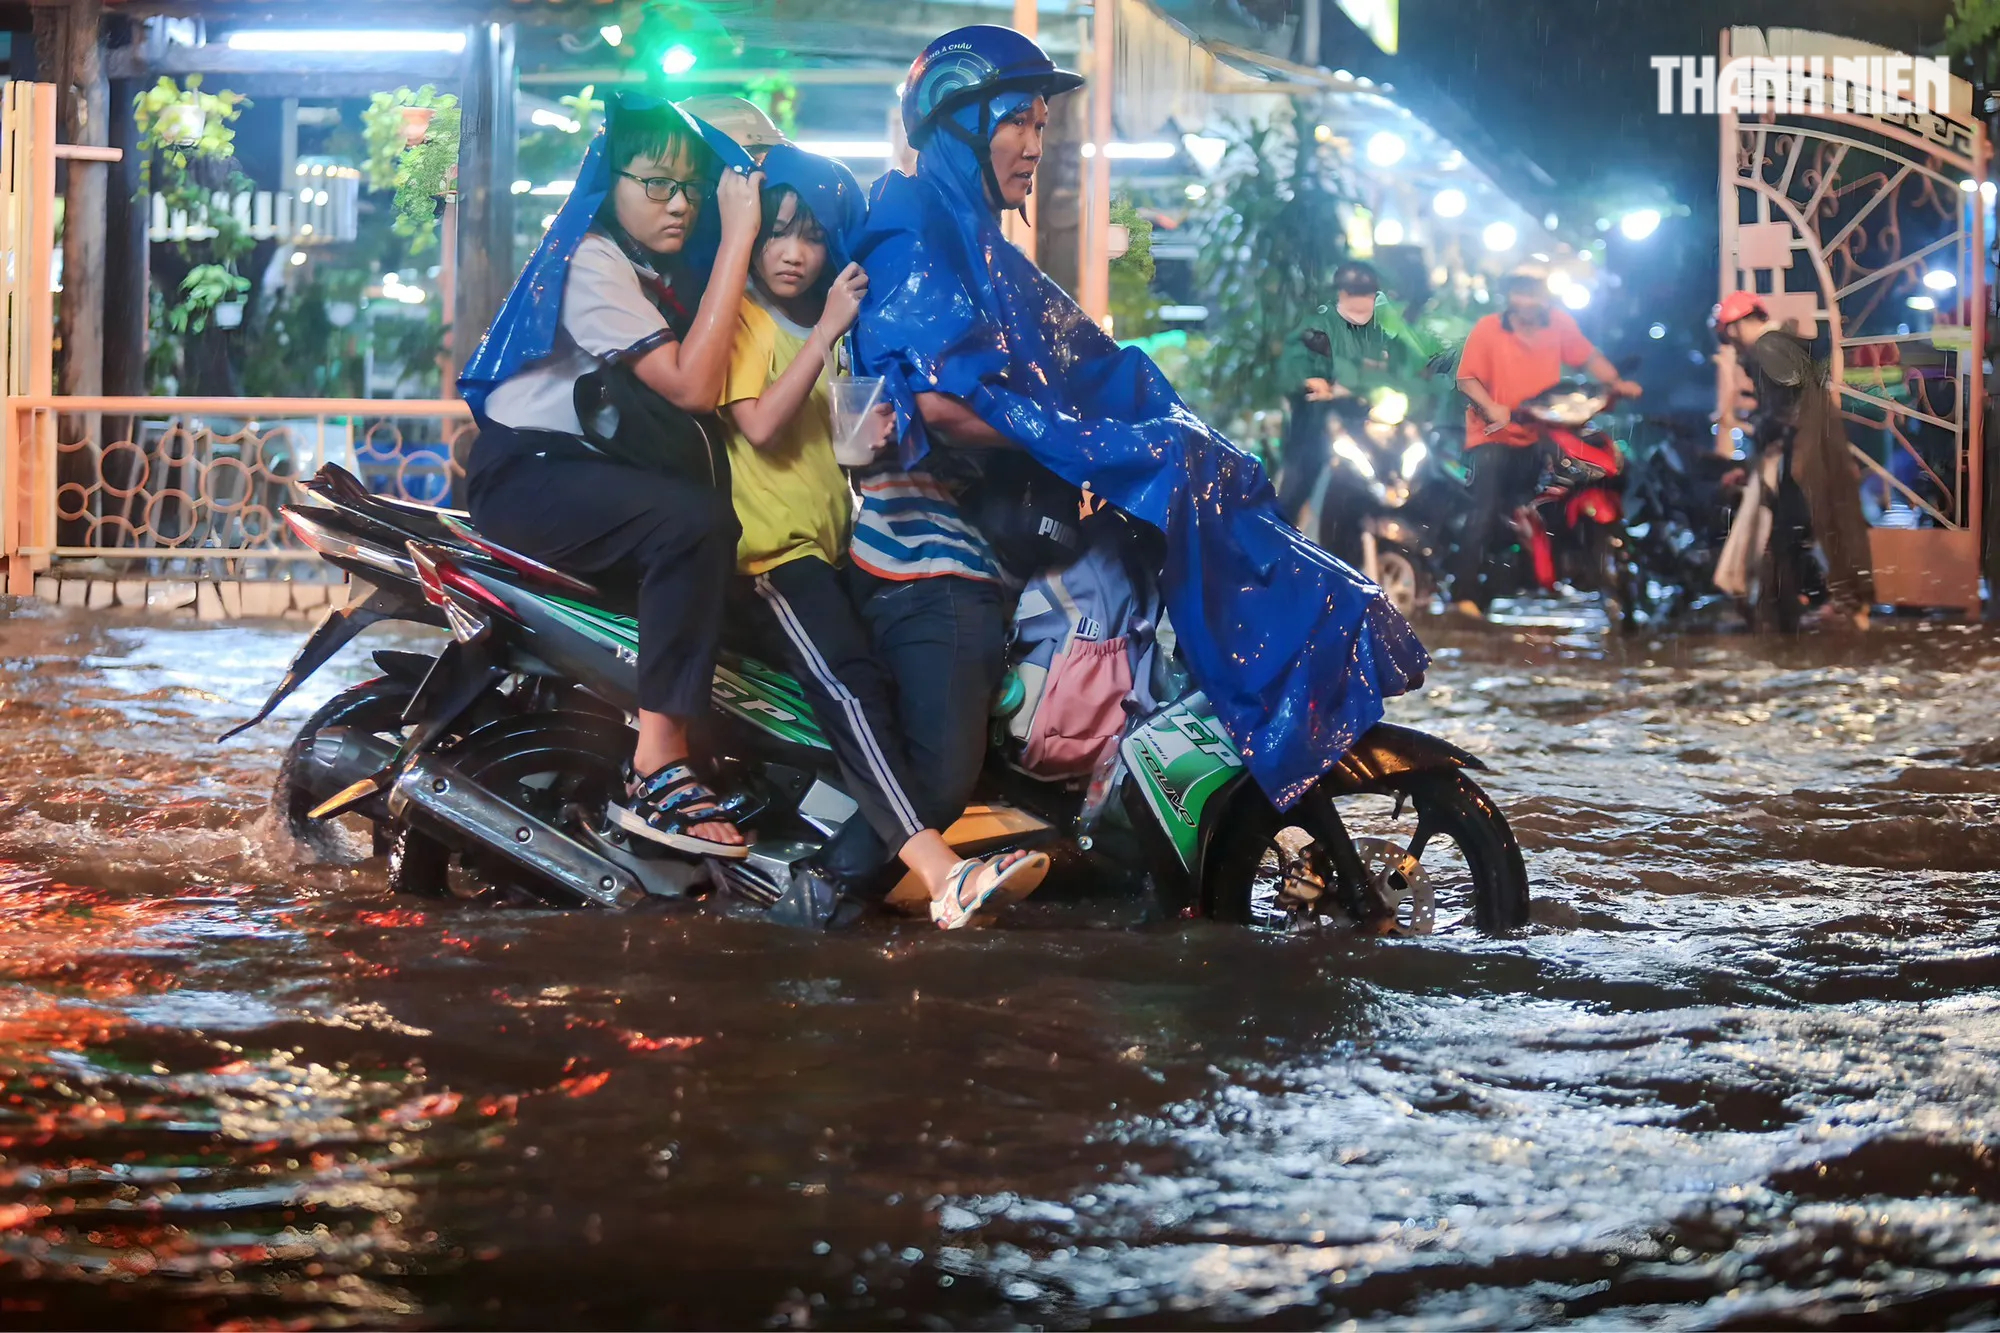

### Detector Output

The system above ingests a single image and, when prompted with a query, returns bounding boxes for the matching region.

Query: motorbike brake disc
[1352,836,1433,935]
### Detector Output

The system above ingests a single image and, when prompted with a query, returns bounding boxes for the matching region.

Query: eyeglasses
[617,171,705,204]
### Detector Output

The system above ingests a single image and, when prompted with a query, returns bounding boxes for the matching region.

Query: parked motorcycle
[1468,380,1640,630]
[233,465,1530,937]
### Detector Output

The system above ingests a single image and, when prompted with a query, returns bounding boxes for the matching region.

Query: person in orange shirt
[1449,270,1642,617]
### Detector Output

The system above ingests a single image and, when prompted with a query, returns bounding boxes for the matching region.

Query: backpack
[1005,528,1160,780]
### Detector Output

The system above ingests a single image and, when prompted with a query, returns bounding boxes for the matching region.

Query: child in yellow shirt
[721,147,1046,928]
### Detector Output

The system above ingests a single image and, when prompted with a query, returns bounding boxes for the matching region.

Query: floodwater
[0,598,1998,1330]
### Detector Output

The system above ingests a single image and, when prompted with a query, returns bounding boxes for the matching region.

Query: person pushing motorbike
[1712,291,1874,630]
[1450,268,1641,618]
[1277,260,1439,541]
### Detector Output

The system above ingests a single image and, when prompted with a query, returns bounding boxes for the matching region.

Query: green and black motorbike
[234,464,1530,935]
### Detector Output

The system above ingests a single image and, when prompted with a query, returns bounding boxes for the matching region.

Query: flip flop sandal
[931,850,1052,930]
[608,762,752,860]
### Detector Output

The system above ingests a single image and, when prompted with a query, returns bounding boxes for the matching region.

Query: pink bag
[1021,634,1132,778]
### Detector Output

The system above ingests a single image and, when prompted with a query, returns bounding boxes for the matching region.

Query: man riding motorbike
[1450,268,1642,618]
[1277,259,1439,561]
[1712,291,1874,630]
[853,24,1428,813]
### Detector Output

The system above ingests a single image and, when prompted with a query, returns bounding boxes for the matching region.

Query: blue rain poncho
[458,96,753,419]
[848,95,1430,809]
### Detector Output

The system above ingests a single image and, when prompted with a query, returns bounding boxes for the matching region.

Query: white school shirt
[482,232,680,437]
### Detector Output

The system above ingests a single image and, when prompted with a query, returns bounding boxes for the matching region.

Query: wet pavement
[0,598,1998,1329]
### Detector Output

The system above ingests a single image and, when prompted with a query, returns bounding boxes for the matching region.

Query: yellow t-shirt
[721,298,853,575]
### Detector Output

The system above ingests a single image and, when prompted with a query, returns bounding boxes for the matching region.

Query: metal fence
[4,396,474,588]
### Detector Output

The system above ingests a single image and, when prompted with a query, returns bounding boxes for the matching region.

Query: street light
[1365,132,1406,166]
[1433,188,1467,218]
[1619,208,1662,241]
[1482,220,1517,252]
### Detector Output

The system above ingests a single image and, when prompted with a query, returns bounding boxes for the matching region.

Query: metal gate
[1719,27,1988,616]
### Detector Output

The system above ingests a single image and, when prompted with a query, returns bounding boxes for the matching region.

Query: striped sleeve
[849,471,1002,582]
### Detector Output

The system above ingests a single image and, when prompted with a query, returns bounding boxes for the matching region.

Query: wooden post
[57,0,106,400]
[1078,0,1114,326]
[452,20,517,390]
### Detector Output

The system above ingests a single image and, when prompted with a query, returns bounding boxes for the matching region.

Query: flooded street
[1,600,1998,1329]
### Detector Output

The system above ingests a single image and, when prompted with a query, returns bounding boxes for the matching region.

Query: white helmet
[676,95,786,155]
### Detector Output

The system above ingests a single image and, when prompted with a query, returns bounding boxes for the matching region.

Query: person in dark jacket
[1716,291,1874,628]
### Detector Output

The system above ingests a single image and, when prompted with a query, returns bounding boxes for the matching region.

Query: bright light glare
[661,44,698,76]
[1374,218,1405,246]
[1482,220,1517,252]
[1562,285,1591,310]
[1370,389,1409,426]
[1184,183,1207,200]
[1619,208,1662,240]
[1401,440,1428,475]
[1985,181,1998,202]
[1182,134,1228,171]
[1908,294,1937,310]
[600,24,624,47]
[1330,432,1375,478]
[790,140,893,159]
[1103,141,1176,160]
[530,180,576,196]
[1923,269,1958,291]
[289,251,307,267]
[395,286,426,305]
[511,179,532,195]
[1961,178,1980,193]
[1432,188,1466,218]
[1365,132,1406,167]
[532,109,581,133]
[225,29,466,53]
[1546,269,1574,294]
[1648,322,1667,340]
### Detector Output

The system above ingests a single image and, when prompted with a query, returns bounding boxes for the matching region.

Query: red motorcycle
[1470,380,1640,629]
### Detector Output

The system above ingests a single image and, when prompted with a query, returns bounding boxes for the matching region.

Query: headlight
[1527,390,1611,426]
[1369,388,1409,426]
[1330,432,1376,479]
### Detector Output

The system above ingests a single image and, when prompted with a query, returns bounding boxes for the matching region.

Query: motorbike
[1294,392,1455,620]
[232,463,1531,937]
[1465,380,1640,630]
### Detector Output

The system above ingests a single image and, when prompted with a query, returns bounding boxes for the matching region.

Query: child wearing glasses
[461,95,763,860]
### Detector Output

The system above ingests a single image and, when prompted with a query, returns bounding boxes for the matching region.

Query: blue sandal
[607,762,752,860]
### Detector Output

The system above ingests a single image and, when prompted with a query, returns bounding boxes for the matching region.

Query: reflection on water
[0,599,1998,1327]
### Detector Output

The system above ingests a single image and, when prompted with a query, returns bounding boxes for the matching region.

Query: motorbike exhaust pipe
[388,754,647,910]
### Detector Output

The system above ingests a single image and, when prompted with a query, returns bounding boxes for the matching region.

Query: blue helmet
[901,25,1083,149]
[756,143,868,271]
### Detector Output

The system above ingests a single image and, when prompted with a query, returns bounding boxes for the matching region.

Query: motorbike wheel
[1586,524,1640,633]
[274,675,417,862]
[1374,548,1429,620]
[1206,770,1529,935]
[387,709,631,908]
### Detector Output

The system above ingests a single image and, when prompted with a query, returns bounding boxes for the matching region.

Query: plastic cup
[827,375,887,467]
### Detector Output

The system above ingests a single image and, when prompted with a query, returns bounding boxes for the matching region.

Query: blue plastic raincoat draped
[458,97,753,419]
[849,98,1430,809]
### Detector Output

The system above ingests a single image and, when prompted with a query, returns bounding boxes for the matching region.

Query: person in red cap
[1715,293,1874,628]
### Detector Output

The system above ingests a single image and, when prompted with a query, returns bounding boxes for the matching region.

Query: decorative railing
[3,396,474,590]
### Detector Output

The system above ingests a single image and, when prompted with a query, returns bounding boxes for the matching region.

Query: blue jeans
[815,567,1008,890]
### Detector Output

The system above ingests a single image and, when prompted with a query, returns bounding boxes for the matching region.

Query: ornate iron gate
[1719,27,1988,616]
